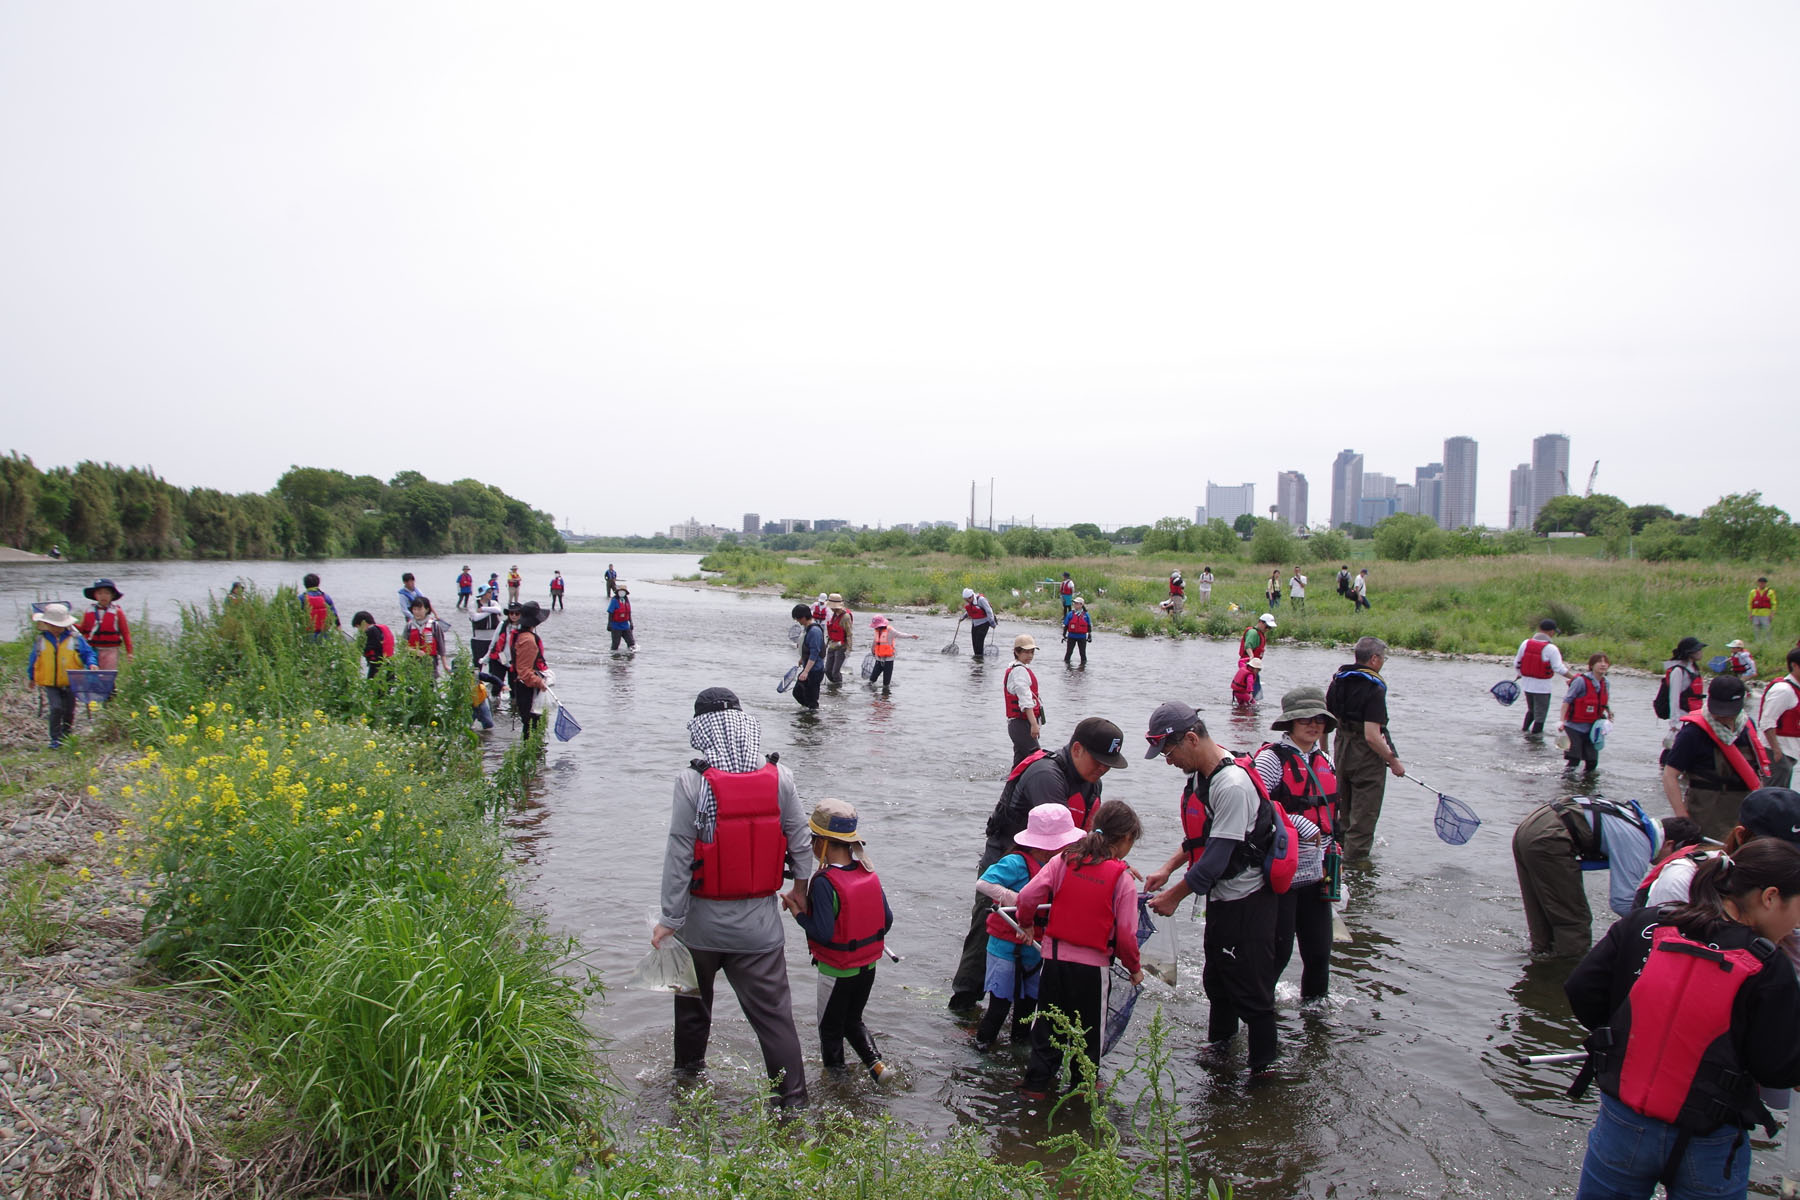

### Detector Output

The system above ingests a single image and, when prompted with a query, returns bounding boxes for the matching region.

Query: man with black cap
[652,688,815,1108]
[1510,794,1658,958]
[1662,674,1774,842]
[1143,702,1281,1074]
[1514,618,1572,735]
[947,716,1128,1011]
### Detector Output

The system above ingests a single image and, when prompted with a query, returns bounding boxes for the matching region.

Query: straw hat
[828,593,845,607]
[34,602,78,628]
[1072,595,1086,605]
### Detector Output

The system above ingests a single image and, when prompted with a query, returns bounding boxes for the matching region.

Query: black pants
[1064,638,1087,665]
[951,833,1016,1006]
[456,592,470,609]
[824,646,847,684]
[511,683,541,736]
[550,592,563,610]
[869,657,893,689]
[971,622,990,658]
[1522,691,1551,733]
[677,944,808,1107]
[1564,727,1600,771]
[1273,881,1333,1000]
[1008,717,1040,765]
[976,948,1039,1046]
[44,686,75,747]
[793,666,823,710]
[816,967,881,1070]
[610,628,636,650]
[471,638,492,669]
[1024,958,1103,1091]
[1202,886,1280,1069]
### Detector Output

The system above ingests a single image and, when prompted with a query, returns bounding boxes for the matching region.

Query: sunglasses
[1146,726,1194,755]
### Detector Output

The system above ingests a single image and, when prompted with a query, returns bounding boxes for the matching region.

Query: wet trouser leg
[1565,728,1600,771]
[824,646,846,684]
[678,945,808,1107]
[1334,732,1389,860]
[870,659,893,688]
[1023,959,1103,1091]
[1685,786,1750,845]
[951,835,1012,1007]
[1522,691,1550,733]
[1008,718,1040,765]
[1272,881,1333,999]
[817,967,880,1069]
[1202,887,1279,1068]
[1512,805,1591,957]
[512,684,540,736]
[971,623,989,658]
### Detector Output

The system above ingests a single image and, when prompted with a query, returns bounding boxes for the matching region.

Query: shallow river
[5,554,1762,1197]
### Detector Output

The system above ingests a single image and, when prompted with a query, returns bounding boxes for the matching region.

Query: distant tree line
[0,454,565,561]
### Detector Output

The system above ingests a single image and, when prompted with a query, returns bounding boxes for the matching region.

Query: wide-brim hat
[1072,596,1085,605]
[1726,639,1747,650]
[1272,685,1336,733]
[827,593,845,607]
[517,601,549,627]
[1673,636,1706,659]
[34,602,78,628]
[1016,804,1084,852]
[82,578,121,600]
[809,798,863,843]
[1014,634,1038,652]
[869,616,890,628]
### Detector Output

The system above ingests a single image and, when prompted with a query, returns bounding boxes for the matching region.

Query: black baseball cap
[1707,674,1746,719]
[693,687,742,716]
[1071,717,1129,769]
[1740,789,1800,844]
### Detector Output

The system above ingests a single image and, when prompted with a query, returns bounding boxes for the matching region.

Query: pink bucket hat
[869,615,890,628]
[1016,805,1083,852]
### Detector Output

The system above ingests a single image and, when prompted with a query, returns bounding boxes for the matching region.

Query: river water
[5,554,1765,1197]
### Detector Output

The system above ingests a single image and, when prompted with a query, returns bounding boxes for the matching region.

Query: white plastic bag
[1135,896,1178,986]
[627,911,699,995]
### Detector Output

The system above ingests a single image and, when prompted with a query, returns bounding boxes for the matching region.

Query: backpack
[1652,673,1672,721]
[1232,754,1299,894]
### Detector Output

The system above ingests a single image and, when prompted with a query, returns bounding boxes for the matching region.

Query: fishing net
[1706,655,1732,674]
[859,652,876,680]
[1102,964,1141,1057]
[777,665,799,694]
[553,703,582,742]
[67,669,118,704]
[1490,680,1520,706]
[1434,794,1482,845]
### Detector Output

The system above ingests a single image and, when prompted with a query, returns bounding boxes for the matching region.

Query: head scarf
[688,707,764,839]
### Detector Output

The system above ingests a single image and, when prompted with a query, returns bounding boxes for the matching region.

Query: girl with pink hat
[865,616,918,692]
[969,805,1084,1051]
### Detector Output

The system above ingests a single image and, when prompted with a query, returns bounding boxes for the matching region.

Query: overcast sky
[3,4,1795,535]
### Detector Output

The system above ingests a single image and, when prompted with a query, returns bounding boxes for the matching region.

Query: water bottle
[1325,846,1343,903]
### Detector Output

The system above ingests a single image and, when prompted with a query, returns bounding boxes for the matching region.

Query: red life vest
[458,572,472,589]
[508,571,521,587]
[1760,678,1800,740]
[1042,858,1129,953]
[826,610,851,644]
[406,622,441,657]
[1004,664,1042,720]
[1751,587,1775,612]
[1002,750,1100,831]
[1677,711,1770,791]
[690,763,786,900]
[1595,924,1775,1135]
[872,628,896,659]
[1237,626,1265,660]
[611,598,632,625]
[985,851,1052,942]
[1518,638,1555,679]
[808,864,887,971]
[1666,665,1706,715]
[1632,847,1710,909]
[1230,663,1259,705]
[81,606,128,648]
[549,576,564,592]
[1569,674,1609,724]
[1728,652,1754,678]
[1169,579,1184,597]
[303,589,333,633]
[365,624,396,662]
[1178,758,1297,893]
[811,602,828,622]
[1066,611,1091,637]
[1261,742,1337,840]
[1060,579,1074,597]
[487,626,512,664]
[964,597,988,621]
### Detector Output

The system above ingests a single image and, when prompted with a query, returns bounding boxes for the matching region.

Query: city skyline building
[1204,481,1256,526]
[1276,470,1308,528]
[1529,433,1571,529]
[1330,450,1364,529]
[1509,464,1534,530]
[1442,436,1478,530]
[742,512,759,535]
[1414,461,1445,526]
[1361,472,1397,500]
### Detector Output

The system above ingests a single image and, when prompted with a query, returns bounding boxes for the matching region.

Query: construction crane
[1584,461,1599,497]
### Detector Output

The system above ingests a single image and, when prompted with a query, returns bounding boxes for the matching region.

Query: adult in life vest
[350,611,397,679]
[1564,838,1800,1196]
[960,587,998,658]
[26,603,97,750]
[455,566,473,610]
[1515,618,1573,735]
[1638,789,1800,964]
[1143,703,1281,1074]
[1164,571,1185,617]
[1511,796,1657,959]
[1058,572,1075,616]
[1659,636,1708,743]
[506,566,522,604]
[1662,675,1773,843]
[1757,646,1800,789]
[548,571,566,612]
[1004,635,1045,765]
[1062,596,1092,667]
[822,594,852,684]
[77,579,132,672]
[1252,687,1340,1001]
[1558,653,1613,775]
[509,602,551,736]
[1324,637,1406,861]
[607,586,635,653]
[1749,575,1777,639]
[948,717,1128,1011]
[652,689,814,1109]
[300,573,339,639]
[1238,613,1277,669]
[788,799,894,1081]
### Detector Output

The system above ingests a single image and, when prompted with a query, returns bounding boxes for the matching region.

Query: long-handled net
[777,665,799,693]
[860,652,876,680]
[1405,774,1481,844]
[1490,679,1521,706]
[941,618,963,655]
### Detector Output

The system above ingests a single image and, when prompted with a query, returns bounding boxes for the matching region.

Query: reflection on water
[5,552,1736,1196]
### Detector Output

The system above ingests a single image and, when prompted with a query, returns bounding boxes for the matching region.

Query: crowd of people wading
[21,562,1800,1197]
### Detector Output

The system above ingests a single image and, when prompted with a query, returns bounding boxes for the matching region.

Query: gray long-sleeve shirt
[658,762,814,954]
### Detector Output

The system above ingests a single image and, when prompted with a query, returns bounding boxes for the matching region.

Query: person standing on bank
[1063,597,1092,666]
[949,718,1129,1011]
[1663,675,1772,843]
[1289,567,1307,615]
[509,602,550,736]
[1511,795,1657,959]
[549,571,565,611]
[26,604,97,750]
[1265,570,1281,611]
[1750,575,1777,639]
[791,603,825,711]
[1165,571,1186,617]
[1560,654,1614,775]
[1198,567,1214,606]
[1143,704,1280,1074]
[653,689,814,1109]
[351,611,396,678]
[1758,647,1800,789]
[1005,635,1045,765]
[789,799,893,1083]
[607,585,636,653]
[1351,568,1371,610]
[823,594,852,685]
[1326,637,1406,861]
[1336,564,1351,601]
[961,587,998,658]
[1515,619,1572,735]
[1253,687,1339,1001]
[77,579,132,672]
[1058,572,1075,618]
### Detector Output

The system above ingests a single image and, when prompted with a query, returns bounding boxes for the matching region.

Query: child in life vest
[77,579,132,672]
[972,804,1085,1051]
[27,604,98,750]
[1724,639,1757,681]
[866,616,917,690]
[1565,837,1800,1198]
[403,596,453,678]
[1231,657,1264,706]
[789,799,894,1082]
[1016,799,1145,1097]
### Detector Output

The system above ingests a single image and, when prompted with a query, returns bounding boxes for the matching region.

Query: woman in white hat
[27,603,98,749]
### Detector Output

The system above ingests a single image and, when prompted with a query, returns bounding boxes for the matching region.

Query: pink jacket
[1015,854,1141,974]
